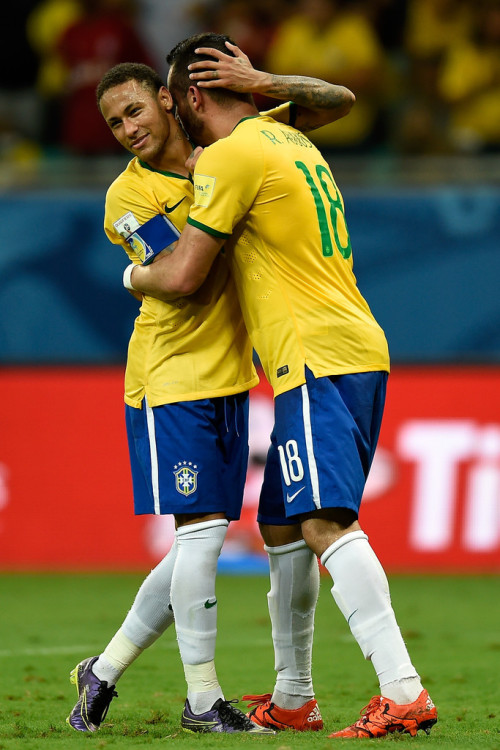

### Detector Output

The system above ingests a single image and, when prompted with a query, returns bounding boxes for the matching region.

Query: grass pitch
[0,572,498,749]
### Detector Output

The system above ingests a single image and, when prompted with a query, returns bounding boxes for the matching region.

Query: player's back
[190,116,389,396]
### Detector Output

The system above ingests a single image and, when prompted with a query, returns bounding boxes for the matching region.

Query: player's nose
[123,118,139,137]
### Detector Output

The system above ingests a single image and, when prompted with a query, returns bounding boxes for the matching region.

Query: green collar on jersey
[232,115,260,133]
[233,103,296,132]
[138,159,193,182]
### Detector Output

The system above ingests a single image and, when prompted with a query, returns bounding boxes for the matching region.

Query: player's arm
[111,205,184,300]
[106,184,185,299]
[126,285,144,302]
[188,40,355,132]
[128,224,223,300]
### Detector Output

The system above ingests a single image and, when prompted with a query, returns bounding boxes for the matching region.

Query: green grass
[0,573,499,749]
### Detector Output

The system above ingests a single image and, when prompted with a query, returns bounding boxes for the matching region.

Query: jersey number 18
[296,161,352,260]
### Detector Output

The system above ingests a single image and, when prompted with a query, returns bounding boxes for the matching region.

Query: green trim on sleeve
[288,101,298,128]
[187,216,230,239]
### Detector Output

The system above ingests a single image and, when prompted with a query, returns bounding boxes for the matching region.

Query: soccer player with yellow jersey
[67,44,356,735]
[131,32,438,740]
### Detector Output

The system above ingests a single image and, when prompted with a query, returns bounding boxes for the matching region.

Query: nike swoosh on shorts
[286,487,305,503]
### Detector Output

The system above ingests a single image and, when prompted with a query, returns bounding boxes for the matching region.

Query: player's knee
[301,510,360,557]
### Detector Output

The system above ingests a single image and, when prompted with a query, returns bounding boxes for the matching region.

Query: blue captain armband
[126,213,180,265]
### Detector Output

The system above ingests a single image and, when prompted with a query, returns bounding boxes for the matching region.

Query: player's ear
[159,86,174,112]
[188,84,203,111]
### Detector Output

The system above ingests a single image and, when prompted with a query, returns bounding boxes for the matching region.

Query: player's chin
[130,144,153,162]
[129,134,151,156]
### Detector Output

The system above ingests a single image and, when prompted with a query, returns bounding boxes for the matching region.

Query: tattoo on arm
[266,75,353,131]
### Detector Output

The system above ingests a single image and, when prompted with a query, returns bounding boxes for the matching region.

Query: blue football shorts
[126,392,249,518]
[257,368,388,525]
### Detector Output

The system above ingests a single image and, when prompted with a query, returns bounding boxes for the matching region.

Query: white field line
[0,641,178,658]
[0,636,273,659]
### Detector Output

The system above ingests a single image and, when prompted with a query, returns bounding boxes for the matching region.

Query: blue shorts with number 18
[126,392,249,518]
[258,369,388,525]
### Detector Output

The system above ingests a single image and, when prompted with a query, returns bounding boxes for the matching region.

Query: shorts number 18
[278,440,304,486]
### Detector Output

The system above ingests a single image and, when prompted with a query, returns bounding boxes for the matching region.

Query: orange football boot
[243,693,323,731]
[329,689,437,738]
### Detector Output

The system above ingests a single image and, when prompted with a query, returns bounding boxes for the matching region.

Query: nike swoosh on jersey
[286,486,305,503]
[204,599,217,609]
[164,197,186,213]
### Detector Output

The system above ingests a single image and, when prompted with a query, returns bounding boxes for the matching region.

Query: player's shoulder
[107,157,144,189]
[239,113,292,144]
[105,157,152,204]
[259,101,293,126]
[201,117,265,166]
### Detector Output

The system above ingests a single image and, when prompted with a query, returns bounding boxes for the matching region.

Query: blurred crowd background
[3,0,500,182]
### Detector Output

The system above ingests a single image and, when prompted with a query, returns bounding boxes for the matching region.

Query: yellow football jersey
[104,157,258,407]
[188,115,390,397]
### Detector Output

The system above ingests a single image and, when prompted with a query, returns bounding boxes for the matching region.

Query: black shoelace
[217,699,254,730]
[89,684,119,723]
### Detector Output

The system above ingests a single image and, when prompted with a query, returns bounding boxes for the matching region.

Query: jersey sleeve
[104,179,170,264]
[260,101,297,128]
[187,133,263,238]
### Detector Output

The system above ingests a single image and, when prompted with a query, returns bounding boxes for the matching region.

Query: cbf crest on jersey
[174,462,198,496]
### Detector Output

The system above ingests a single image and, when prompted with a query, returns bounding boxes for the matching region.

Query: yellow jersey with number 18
[188,115,390,397]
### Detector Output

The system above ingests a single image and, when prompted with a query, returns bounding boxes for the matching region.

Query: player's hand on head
[188,41,265,92]
[186,146,204,172]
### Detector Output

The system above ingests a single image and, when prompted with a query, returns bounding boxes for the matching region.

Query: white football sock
[265,539,319,709]
[93,630,143,686]
[172,519,228,713]
[184,661,222,714]
[321,531,421,701]
[381,676,425,705]
[93,540,178,686]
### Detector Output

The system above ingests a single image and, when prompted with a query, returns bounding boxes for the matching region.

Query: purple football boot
[66,656,118,732]
[181,697,275,734]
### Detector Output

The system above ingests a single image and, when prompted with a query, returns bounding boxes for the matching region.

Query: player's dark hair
[96,63,164,109]
[166,32,253,107]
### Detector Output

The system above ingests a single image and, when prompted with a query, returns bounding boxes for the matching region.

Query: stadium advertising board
[0,367,499,572]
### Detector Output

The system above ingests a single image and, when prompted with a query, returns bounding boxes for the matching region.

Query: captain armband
[126,213,180,265]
